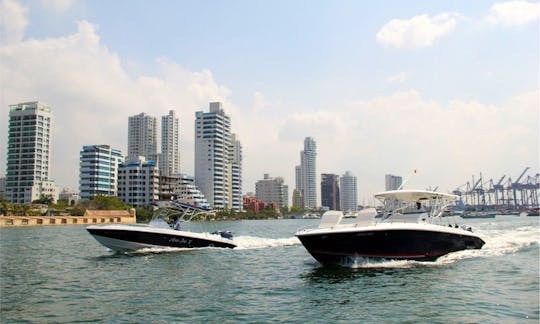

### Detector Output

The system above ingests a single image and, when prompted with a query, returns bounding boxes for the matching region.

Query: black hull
[297,229,485,265]
[87,227,236,250]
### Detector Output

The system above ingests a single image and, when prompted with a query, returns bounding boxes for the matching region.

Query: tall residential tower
[194,102,242,211]
[160,110,180,176]
[385,174,403,191]
[340,171,358,212]
[128,112,158,162]
[5,102,56,203]
[295,137,317,209]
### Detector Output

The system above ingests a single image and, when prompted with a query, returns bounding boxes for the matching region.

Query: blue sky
[1,0,538,202]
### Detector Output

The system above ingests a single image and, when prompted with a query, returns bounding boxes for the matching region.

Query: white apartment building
[255,174,289,208]
[79,145,123,200]
[117,156,159,207]
[5,102,57,203]
[195,102,242,211]
[160,110,180,177]
[128,113,158,163]
[59,187,80,205]
[385,174,403,191]
[340,171,358,212]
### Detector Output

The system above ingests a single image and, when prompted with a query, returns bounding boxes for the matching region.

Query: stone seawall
[0,215,136,227]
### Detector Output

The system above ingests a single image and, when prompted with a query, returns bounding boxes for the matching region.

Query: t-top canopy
[374,190,458,203]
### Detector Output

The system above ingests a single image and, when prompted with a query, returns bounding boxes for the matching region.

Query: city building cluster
[2,100,405,213]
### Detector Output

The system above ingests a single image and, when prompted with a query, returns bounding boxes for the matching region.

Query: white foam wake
[232,235,301,250]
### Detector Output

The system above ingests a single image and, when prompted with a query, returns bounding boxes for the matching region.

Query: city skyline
[0,0,538,201]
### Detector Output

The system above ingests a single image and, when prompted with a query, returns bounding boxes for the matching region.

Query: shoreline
[0,215,136,227]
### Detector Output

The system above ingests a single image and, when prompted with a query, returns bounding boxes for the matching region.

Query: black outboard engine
[212,230,234,240]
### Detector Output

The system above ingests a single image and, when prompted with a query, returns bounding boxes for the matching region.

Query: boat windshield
[149,199,214,229]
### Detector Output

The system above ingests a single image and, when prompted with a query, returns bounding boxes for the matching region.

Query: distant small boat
[526,208,539,217]
[461,211,496,219]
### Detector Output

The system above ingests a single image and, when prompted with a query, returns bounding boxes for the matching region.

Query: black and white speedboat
[296,190,485,265]
[87,200,236,252]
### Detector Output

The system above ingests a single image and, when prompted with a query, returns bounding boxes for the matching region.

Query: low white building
[59,187,80,205]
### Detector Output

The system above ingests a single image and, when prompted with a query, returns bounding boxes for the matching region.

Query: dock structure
[453,168,539,212]
[0,209,136,227]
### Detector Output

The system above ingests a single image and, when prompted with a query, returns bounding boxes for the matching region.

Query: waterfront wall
[0,209,136,227]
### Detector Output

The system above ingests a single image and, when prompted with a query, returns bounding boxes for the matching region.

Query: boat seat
[319,211,343,228]
[354,208,378,226]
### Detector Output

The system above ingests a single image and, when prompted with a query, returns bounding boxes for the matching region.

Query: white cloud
[376,13,459,49]
[0,0,28,44]
[0,2,537,204]
[0,19,231,189]
[386,72,408,84]
[40,0,73,13]
[486,1,540,26]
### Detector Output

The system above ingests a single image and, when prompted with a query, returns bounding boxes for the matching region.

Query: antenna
[397,169,417,190]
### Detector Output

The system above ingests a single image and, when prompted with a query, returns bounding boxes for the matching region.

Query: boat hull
[87,225,236,252]
[296,227,485,265]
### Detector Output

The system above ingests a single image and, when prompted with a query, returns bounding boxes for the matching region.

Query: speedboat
[295,190,485,265]
[86,200,236,252]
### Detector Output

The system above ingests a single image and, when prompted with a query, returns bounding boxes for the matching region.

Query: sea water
[0,216,538,322]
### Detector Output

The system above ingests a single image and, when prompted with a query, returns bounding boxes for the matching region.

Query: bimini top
[374,190,458,203]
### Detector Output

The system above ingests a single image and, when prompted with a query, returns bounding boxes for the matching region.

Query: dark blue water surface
[1,217,538,323]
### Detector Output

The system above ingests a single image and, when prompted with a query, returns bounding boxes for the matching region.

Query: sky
[0,0,538,204]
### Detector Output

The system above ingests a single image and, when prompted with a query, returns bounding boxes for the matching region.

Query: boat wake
[233,235,301,250]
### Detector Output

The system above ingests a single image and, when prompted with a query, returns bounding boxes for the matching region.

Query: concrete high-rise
[5,102,57,203]
[298,137,317,209]
[160,110,180,177]
[79,145,123,200]
[128,113,158,163]
[229,133,243,211]
[385,174,403,191]
[255,174,289,209]
[340,171,358,212]
[195,102,242,211]
[321,173,340,210]
[117,156,159,207]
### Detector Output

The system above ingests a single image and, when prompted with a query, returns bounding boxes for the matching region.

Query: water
[1,217,538,323]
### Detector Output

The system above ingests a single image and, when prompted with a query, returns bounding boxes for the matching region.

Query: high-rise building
[229,133,243,211]
[160,110,180,177]
[255,174,289,208]
[321,173,340,210]
[295,165,302,193]
[79,145,123,200]
[195,102,242,211]
[117,156,159,207]
[385,174,403,191]
[128,112,158,163]
[340,171,358,212]
[298,137,317,209]
[5,102,57,203]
